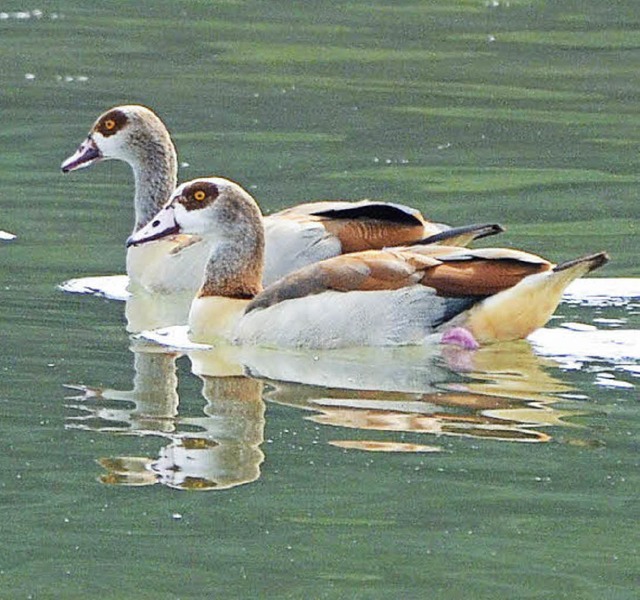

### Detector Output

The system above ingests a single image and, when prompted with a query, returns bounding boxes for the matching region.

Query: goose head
[62,105,179,231]
[127,177,266,300]
[61,105,176,172]
[126,177,264,247]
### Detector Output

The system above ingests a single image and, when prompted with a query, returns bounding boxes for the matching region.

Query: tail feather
[415,223,505,247]
[456,251,610,343]
[553,251,609,274]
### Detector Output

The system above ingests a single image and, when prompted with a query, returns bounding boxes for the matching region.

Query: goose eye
[104,119,116,131]
[193,190,207,201]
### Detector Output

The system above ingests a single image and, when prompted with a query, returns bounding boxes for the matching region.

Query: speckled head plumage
[62,105,175,169]
[128,177,264,244]
[127,177,266,299]
[62,105,178,230]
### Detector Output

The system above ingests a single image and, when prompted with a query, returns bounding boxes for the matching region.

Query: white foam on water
[134,326,211,351]
[563,278,640,307]
[58,275,130,301]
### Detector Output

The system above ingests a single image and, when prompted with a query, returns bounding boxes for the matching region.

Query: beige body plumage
[62,105,497,294]
[127,177,608,349]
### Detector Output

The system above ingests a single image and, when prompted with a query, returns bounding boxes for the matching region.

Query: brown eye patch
[181,182,220,210]
[95,109,128,137]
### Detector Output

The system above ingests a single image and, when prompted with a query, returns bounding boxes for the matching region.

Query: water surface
[1,2,638,599]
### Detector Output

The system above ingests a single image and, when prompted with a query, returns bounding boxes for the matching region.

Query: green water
[1,1,638,599]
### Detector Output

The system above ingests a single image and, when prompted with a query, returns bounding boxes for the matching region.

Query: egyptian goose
[61,105,501,294]
[127,177,609,349]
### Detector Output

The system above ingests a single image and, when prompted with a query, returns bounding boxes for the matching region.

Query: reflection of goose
[61,104,499,295]
[124,375,265,491]
[261,369,564,446]
[65,347,180,434]
[188,343,583,448]
[256,342,582,452]
[67,343,265,491]
[440,340,584,427]
[188,344,448,392]
[214,339,571,401]
[441,340,575,401]
[306,405,553,444]
[124,287,195,333]
[128,177,608,349]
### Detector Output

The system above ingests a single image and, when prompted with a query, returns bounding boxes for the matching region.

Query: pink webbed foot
[441,327,480,350]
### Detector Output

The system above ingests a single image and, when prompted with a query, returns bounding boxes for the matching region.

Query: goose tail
[415,223,505,247]
[553,251,609,276]
[458,251,610,344]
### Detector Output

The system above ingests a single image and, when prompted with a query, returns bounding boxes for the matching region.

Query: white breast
[126,237,211,294]
[189,296,251,344]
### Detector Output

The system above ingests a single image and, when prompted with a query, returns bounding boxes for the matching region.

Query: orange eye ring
[104,119,116,130]
[193,190,206,201]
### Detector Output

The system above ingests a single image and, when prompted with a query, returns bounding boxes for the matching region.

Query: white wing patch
[262,218,341,285]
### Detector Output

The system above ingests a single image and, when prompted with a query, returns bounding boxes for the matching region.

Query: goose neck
[131,141,178,232]
[199,231,264,300]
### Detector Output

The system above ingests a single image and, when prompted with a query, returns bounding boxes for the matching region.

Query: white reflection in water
[531,328,639,364]
[64,339,600,491]
[561,278,640,308]
[254,341,586,446]
[66,347,265,491]
[62,277,638,488]
[59,275,129,301]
